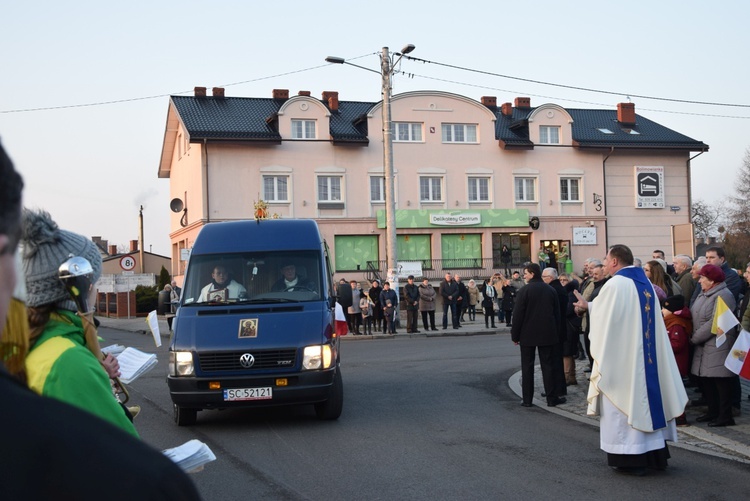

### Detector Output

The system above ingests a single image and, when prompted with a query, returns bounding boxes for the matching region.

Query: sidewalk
[509,358,750,464]
[98,314,750,462]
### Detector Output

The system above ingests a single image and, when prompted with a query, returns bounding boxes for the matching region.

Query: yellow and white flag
[711,296,739,348]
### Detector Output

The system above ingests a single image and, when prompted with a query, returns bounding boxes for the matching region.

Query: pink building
[157,87,707,283]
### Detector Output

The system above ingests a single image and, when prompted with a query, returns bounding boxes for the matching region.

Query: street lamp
[325,45,415,291]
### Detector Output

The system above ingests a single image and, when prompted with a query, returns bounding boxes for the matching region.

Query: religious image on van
[238,318,258,338]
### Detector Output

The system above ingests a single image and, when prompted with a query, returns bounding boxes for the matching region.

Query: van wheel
[174,404,197,426]
[315,370,343,420]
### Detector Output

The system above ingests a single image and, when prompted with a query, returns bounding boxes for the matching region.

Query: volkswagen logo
[239,353,255,368]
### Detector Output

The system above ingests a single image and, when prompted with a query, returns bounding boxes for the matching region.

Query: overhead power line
[402,55,750,109]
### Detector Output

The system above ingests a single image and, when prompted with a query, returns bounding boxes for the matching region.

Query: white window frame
[291,119,316,139]
[420,176,443,202]
[514,177,537,203]
[539,125,560,144]
[560,177,581,203]
[468,177,490,203]
[262,175,289,202]
[393,122,423,142]
[441,123,478,144]
[370,176,385,202]
[317,175,342,203]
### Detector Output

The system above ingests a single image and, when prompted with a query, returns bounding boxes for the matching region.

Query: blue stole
[615,266,666,429]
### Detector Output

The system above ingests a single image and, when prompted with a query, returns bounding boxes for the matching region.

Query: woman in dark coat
[561,275,581,386]
[368,280,384,332]
[501,279,516,327]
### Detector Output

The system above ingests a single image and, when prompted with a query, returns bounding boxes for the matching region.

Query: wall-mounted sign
[429,213,481,226]
[573,227,597,245]
[119,255,136,271]
[635,166,665,208]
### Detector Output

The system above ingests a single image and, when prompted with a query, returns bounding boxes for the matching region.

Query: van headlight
[302,345,333,370]
[169,351,194,376]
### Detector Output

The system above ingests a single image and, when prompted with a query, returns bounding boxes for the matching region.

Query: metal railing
[361,257,531,282]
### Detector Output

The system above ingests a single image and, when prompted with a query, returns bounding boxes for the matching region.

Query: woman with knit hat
[21,209,137,437]
[690,263,737,427]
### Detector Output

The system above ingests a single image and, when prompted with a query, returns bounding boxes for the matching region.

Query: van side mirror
[329,296,338,309]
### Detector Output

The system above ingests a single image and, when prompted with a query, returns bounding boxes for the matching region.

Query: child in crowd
[384,300,396,334]
[663,295,692,426]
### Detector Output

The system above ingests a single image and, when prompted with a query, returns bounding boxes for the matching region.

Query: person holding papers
[690,264,737,427]
[21,209,138,437]
[197,265,246,302]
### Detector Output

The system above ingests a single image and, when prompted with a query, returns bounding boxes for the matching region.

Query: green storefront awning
[376,209,530,229]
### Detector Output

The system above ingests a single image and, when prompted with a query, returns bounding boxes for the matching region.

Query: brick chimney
[108,244,117,255]
[501,102,513,116]
[514,97,531,108]
[194,86,207,97]
[272,89,289,100]
[130,240,138,252]
[212,87,225,98]
[617,102,636,125]
[480,96,497,108]
[298,90,311,96]
[322,91,339,111]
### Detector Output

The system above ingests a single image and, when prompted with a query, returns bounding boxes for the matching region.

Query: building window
[441,234,482,269]
[263,175,289,202]
[420,176,443,202]
[539,126,560,144]
[291,119,316,139]
[335,235,378,272]
[393,122,423,142]
[370,176,385,202]
[514,177,537,202]
[468,177,490,202]
[441,123,477,143]
[560,177,581,202]
[317,176,342,202]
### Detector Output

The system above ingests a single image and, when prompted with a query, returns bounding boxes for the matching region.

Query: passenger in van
[271,263,315,292]
[198,265,247,302]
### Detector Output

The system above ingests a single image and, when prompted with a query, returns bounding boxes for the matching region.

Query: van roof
[191,219,324,254]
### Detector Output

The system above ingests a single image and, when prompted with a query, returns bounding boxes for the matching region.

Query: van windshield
[182,250,323,305]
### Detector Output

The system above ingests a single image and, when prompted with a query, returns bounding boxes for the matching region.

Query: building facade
[157,87,707,283]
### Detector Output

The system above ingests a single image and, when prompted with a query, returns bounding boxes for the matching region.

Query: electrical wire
[402,54,750,109]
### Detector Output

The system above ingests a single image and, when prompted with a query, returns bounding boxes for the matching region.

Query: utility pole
[381,46,398,291]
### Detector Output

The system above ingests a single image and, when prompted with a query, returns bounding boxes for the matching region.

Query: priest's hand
[572,290,588,313]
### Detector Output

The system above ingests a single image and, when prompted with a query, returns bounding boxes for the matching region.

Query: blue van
[167,219,342,425]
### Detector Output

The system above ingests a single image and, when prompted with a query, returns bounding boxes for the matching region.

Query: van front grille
[198,349,298,372]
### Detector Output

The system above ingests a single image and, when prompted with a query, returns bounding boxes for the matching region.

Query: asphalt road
[101,327,749,501]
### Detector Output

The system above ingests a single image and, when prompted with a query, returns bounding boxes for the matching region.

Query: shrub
[135,285,158,313]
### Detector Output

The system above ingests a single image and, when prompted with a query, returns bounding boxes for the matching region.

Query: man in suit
[512,263,564,407]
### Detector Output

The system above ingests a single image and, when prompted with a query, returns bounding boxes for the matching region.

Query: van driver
[271,263,315,292]
[198,265,247,302]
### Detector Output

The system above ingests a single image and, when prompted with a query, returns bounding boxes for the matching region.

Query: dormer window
[539,126,560,144]
[292,119,316,139]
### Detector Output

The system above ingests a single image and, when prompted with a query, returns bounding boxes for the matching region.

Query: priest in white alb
[574,244,688,476]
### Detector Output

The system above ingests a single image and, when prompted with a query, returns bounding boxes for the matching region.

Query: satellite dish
[170,198,184,213]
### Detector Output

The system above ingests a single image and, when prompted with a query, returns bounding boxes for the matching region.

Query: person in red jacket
[662,295,692,426]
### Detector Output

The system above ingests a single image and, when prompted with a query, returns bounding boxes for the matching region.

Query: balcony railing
[361,257,531,283]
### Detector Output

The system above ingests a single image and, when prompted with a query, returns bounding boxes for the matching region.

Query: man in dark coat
[542,267,568,398]
[403,275,421,333]
[455,273,468,326]
[512,263,564,407]
[439,272,460,329]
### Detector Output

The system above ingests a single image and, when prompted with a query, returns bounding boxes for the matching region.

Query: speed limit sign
[119,255,136,271]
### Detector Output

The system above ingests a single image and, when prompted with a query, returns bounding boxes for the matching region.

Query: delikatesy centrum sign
[429,213,481,226]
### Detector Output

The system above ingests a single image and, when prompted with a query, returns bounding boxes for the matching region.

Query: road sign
[120,255,136,271]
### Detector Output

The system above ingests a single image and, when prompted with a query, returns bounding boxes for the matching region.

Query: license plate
[223,387,273,401]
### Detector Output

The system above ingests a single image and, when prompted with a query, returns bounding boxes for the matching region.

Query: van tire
[174,404,197,426]
[315,369,343,420]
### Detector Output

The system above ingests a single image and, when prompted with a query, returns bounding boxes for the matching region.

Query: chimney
[617,102,636,125]
[501,102,513,116]
[272,89,289,100]
[322,91,339,111]
[514,97,531,108]
[130,240,138,252]
[108,244,117,256]
[298,90,311,96]
[194,86,207,97]
[480,96,497,108]
[212,87,225,98]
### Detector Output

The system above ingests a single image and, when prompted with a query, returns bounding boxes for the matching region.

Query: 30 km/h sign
[119,255,136,271]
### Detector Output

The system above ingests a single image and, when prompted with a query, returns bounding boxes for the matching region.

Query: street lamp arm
[324,56,381,75]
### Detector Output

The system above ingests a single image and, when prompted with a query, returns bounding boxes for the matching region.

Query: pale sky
[2,1,748,256]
